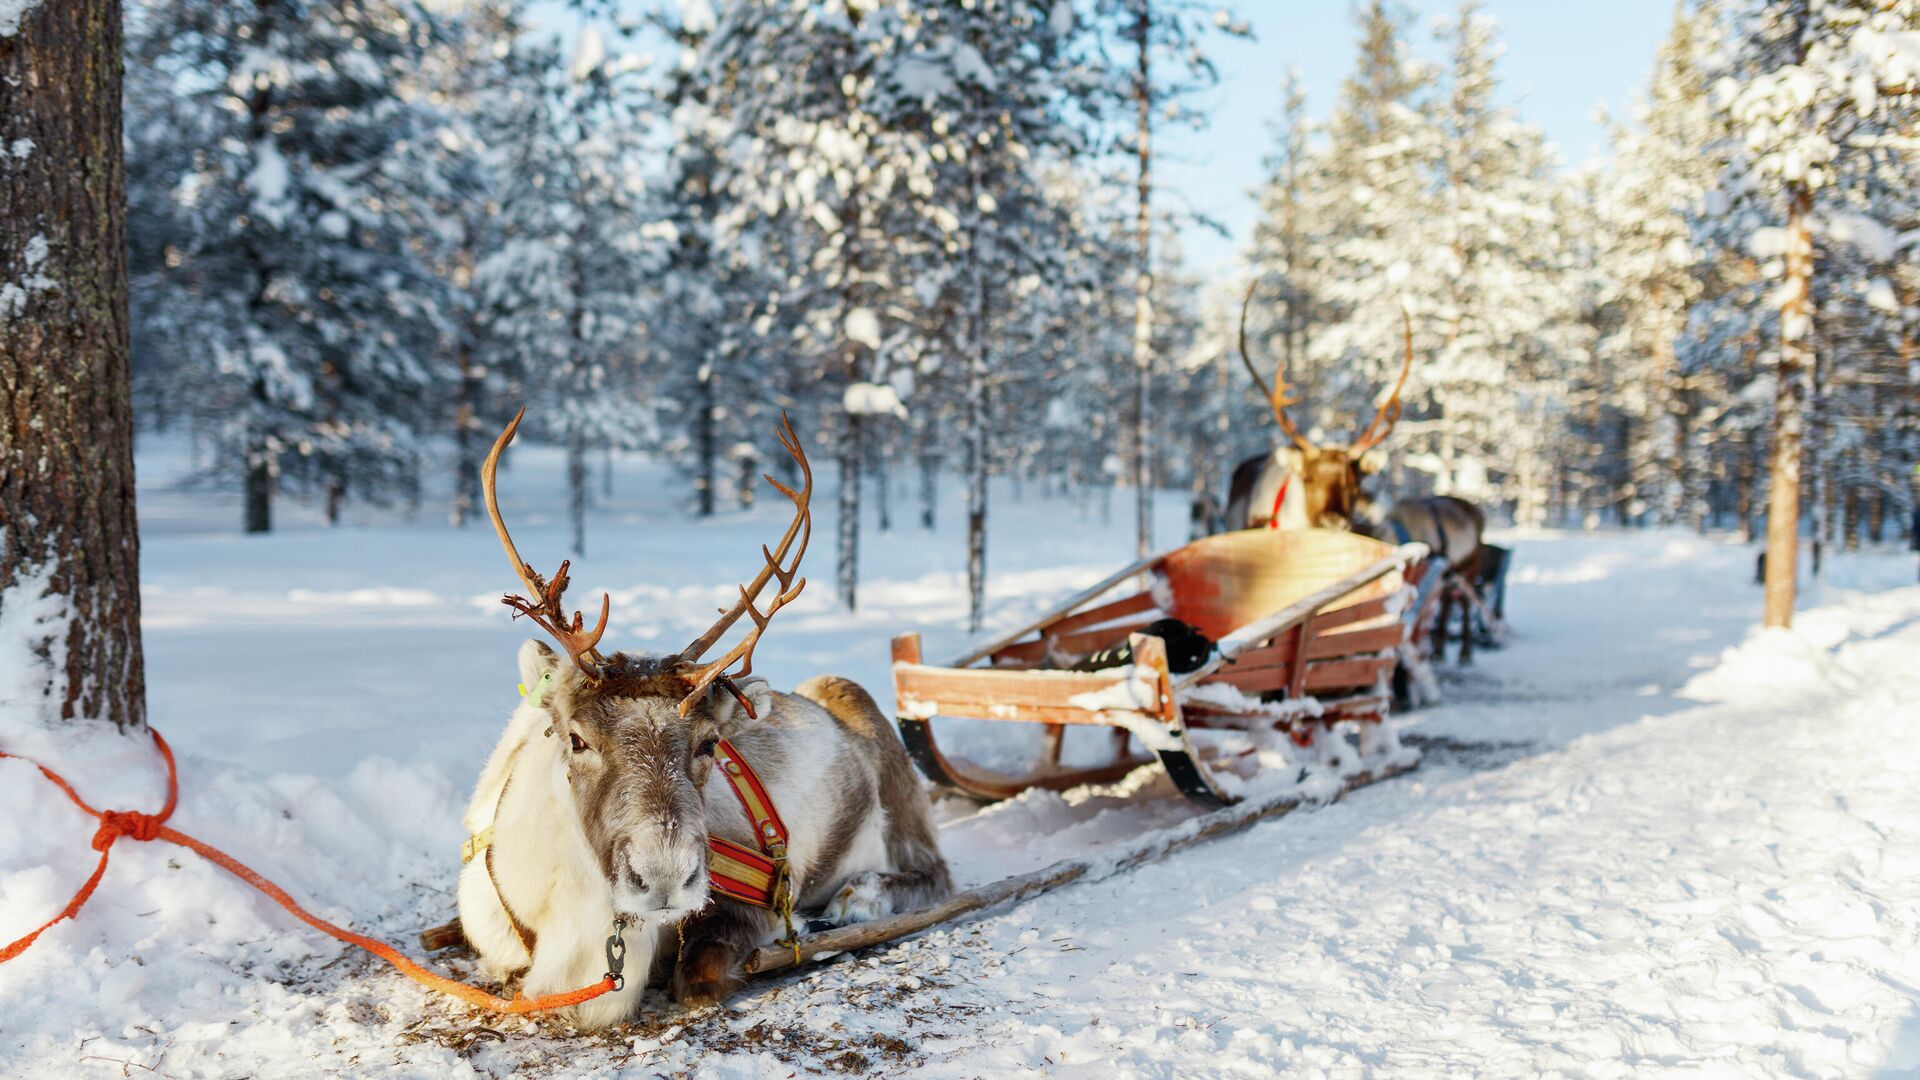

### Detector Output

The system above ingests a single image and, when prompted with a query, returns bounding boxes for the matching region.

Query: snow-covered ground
[3,437,1917,1078]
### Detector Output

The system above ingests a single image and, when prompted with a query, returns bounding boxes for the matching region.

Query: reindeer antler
[676,412,812,718]
[1352,308,1415,454]
[483,407,611,678]
[1238,279,1314,452]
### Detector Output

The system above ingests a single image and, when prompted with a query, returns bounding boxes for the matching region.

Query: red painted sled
[892,530,1429,808]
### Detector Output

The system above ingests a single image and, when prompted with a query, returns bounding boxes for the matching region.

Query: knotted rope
[0,727,617,1013]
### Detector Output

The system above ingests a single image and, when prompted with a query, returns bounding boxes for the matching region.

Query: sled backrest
[1158,529,1402,642]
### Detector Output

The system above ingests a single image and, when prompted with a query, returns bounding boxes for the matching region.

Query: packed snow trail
[2,439,1917,1077]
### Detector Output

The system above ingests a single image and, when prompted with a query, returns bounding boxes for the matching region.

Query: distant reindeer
[1224,286,1493,662]
[458,410,951,1028]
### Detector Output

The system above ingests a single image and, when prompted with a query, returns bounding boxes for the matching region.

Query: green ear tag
[518,670,554,708]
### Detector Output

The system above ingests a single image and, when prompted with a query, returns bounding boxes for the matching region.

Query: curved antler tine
[680,411,814,664]
[484,406,609,679]
[1354,308,1416,453]
[1238,279,1313,452]
[483,407,545,603]
[578,592,611,655]
[676,414,814,714]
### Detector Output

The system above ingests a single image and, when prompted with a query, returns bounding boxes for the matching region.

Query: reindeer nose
[622,863,651,894]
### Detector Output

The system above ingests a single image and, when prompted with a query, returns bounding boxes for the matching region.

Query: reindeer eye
[569,732,589,754]
[697,738,719,758]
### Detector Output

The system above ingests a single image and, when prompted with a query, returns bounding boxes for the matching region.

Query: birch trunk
[965,162,991,632]
[1131,5,1155,558]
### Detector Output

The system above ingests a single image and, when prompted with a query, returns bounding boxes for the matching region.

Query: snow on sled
[891,529,1429,808]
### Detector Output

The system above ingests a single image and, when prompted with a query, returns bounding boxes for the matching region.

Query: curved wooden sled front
[893,531,1428,807]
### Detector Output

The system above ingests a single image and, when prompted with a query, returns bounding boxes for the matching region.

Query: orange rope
[0,728,614,1014]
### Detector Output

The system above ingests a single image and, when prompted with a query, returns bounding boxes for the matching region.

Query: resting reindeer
[1225,286,1492,662]
[457,409,951,1028]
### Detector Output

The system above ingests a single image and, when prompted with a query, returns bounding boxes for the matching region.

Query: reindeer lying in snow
[457,410,951,1028]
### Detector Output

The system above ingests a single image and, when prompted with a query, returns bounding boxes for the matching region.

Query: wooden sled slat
[896,664,1173,719]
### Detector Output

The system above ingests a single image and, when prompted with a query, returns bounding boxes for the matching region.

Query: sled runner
[892,530,1428,807]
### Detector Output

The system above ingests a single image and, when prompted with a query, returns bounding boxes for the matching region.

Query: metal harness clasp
[604,916,628,991]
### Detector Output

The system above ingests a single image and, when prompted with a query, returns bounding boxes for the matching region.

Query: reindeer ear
[1358,450,1386,475]
[517,640,562,699]
[708,676,774,736]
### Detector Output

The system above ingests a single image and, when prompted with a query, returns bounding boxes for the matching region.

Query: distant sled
[891,529,1429,808]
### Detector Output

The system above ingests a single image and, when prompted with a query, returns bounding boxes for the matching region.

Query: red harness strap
[1266,474,1293,529]
[704,740,793,915]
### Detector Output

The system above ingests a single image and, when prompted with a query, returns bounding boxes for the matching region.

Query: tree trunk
[696,366,716,516]
[325,473,345,526]
[838,414,862,611]
[1131,4,1154,558]
[736,448,757,511]
[1763,184,1812,629]
[1842,463,1860,552]
[919,447,937,531]
[1738,431,1759,544]
[965,174,991,633]
[245,435,273,534]
[568,428,587,557]
[451,336,481,527]
[0,0,146,730]
[874,427,892,533]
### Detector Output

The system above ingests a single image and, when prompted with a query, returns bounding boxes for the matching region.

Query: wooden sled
[892,530,1428,808]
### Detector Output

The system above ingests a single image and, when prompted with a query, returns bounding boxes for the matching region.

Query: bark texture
[0,0,146,729]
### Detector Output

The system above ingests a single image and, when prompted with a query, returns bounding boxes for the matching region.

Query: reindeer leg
[1457,582,1475,666]
[1435,588,1452,660]
[671,902,777,1009]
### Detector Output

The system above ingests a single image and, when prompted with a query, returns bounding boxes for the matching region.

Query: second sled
[891,529,1427,808]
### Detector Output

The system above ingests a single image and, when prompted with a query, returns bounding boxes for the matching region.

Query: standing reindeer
[457,409,951,1028]
[1224,286,1496,663]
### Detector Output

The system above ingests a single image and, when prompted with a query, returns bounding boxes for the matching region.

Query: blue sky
[1164,0,1678,271]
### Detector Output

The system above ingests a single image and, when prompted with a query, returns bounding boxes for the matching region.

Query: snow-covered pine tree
[127,0,454,532]
[879,0,1092,630]
[646,2,772,518]
[695,0,933,612]
[1092,0,1247,556]
[1425,2,1577,515]
[1711,0,1920,625]
[416,0,533,528]
[1597,0,1728,528]
[1244,68,1333,438]
[1284,1,1443,478]
[472,25,654,557]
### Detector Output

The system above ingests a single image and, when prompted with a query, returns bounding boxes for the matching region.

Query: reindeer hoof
[821,873,892,926]
[671,942,742,1008]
